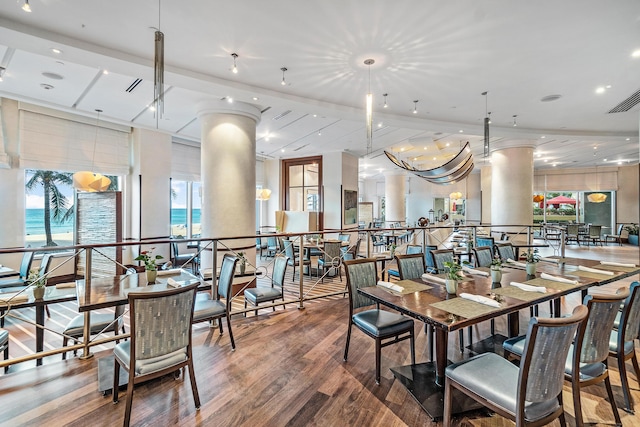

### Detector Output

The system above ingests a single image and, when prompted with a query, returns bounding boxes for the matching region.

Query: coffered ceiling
[0,1,638,179]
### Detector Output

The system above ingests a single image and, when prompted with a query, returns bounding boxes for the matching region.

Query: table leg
[36,304,44,366]
[435,327,448,386]
[507,311,520,337]
[80,311,93,359]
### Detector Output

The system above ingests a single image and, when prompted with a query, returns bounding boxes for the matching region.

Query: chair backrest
[266,236,278,249]
[517,305,588,414]
[217,254,239,300]
[396,253,425,280]
[566,224,580,236]
[272,256,288,289]
[495,242,515,261]
[342,238,362,261]
[338,233,350,242]
[406,245,422,255]
[475,237,495,256]
[283,239,295,260]
[619,281,640,346]
[473,246,493,268]
[344,259,378,311]
[128,282,199,364]
[19,251,35,278]
[424,245,438,270]
[589,225,602,237]
[322,241,343,265]
[38,254,54,279]
[429,249,454,274]
[575,288,629,366]
[616,223,624,235]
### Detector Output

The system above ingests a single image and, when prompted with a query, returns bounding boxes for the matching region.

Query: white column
[491,143,535,231]
[197,101,261,271]
[384,171,406,225]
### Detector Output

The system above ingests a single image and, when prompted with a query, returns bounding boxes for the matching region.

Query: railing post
[298,236,305,310]
[80,248,93,359]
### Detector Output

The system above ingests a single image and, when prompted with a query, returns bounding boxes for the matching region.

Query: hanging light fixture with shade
[482,91,490,157]
[153,0,165,122]
[280,67,287,85]
[21,0,31,12]
[231,53,238,74]
[449,191,463,200]
[72,109,111,192]
[587,164,607,203]
[364,59,374,155]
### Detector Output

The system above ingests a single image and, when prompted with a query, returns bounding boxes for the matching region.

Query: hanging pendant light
[482,91,490,157]
[153,0,164,121]
[280,67,288,85]
[587,164,607,203]
[231,53,238,74]
[21,0,31,12]
[364,59,374,155]
[73,109,111,192]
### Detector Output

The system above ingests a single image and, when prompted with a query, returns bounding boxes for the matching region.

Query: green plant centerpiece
[490,255,503,284]
[135,248,163,283]
[237,251,247,274]
[27,268,47,299]
[525,249,540,275]
[443,260,463,294]
[625,224,639,246]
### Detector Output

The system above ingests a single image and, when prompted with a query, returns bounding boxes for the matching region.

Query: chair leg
[558,392,567,427]
[243,300,247,317]
[112,359,120,403]
[123,370,136,427]
[604,373,622,426]
[62,337,68,360]
[375,338,382,385]
[226,314,236,350]
[409,328,415,365]
[187,359,201,409]
[3,343,8,373]
[458,330,464,353]
[426,324,434,362]
[572,380,583,427]
[343,323,352,361]
[618,354,635,413]
[443,379,453,427]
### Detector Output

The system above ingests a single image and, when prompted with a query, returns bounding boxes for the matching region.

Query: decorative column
[197,101,261,272]
[384,171,406,225]
[490,142,535,239]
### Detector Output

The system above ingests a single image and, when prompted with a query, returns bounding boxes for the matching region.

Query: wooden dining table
[358,257,639,420]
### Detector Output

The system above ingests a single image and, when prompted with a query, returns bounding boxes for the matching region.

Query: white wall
[322,151,359,231]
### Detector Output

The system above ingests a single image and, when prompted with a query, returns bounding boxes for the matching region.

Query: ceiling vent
[608,88,640,113]
[125,78,143,93]
[261,106,271,114]
[272,110,291,120]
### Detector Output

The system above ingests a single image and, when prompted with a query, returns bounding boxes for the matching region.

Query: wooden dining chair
[0,328,8,373]
[475,236,495,257]
[395,253,425,280]
[317,241,343,282]
[472,246,493,268]
[585,225,603,246]
[429,249,455,274]
[0,251,35,289]
[565,224,581,246]
[604,224,624,246]
[494,242,515,261]
[283,239,310,279]
[244,255,288,315]
[112,282,200,427]
[343,258,415,385]
[444,305,588,427]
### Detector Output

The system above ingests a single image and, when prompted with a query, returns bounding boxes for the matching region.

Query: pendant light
[364,59,374,155]
[587,164,607,203]
[22,0,31,12]
[153,0,165,121]
[482,91,490,157]
[280,67,288,85]
[72,110,112,192]
[231,53,238,74]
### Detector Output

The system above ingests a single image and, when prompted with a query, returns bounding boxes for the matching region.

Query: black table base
[98,356,128,396]
[390,362,484,421]
[466,334,508,357]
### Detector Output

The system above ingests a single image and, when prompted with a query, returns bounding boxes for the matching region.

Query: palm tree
[25,170,74,246]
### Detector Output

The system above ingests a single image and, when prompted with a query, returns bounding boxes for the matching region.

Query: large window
[532,191,614,231]
[170,180,201,238]
[283,156,323,230]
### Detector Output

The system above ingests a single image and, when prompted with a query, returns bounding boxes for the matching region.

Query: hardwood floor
[0,242,638,426]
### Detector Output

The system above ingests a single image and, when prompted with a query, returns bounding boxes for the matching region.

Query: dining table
[358,257,639,420]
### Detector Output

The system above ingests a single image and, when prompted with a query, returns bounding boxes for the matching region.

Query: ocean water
[25,208,201,235]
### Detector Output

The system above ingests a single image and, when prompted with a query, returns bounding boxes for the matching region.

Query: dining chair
[112,282,200,427]
[371,233,386,252]
[444,305,588,427]
[585,224,603,246]
[265,235,279,258]
[338,233,351,243]
[0,251,35,289]
[429,249,455,274]
[494,242,515,261]
[0,328,8,373]
[343,258,415,385]
[609,281,640,413]
[565,224,581,246]
[475,236,495,257]
[388,245,423,279]
[62,305,126,360]
[256,234,267,258]
[604,224,624,246]
[244,255,288,315]
[504,289,628,426]
[317,241,343,282]
[472,246,493,268]
[424,245,438,274]
[395,253,425,280]
[283,239,310,279]
[341,238,362,261]
[192,254,238,350]
[171,241,198,273]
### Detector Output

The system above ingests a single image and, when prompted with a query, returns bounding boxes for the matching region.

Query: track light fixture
[231,53,238,74]
[280,67,287,86]
[413,100,418,114]
[22,0,31,12]
[383,93,388,108]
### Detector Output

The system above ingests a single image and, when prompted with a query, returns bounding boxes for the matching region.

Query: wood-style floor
[0,242,639,426]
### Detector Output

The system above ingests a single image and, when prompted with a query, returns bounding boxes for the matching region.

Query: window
[170,180,201,238]
[283,156,323,230]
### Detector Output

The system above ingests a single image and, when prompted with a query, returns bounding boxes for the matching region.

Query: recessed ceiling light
[544,159,548,163]
[632,49,640,58]
[40,83,54,90]
[540,94,562,102]
[458,130,463,133]
[149,105,156,112]
[552,163,557,167]
[252,96,259,101]
[42,72,64,80]
[626,138,630,141]
[446,142,450,146]
[413,157,417,161]
[281,148,285,152]
[102,70,109,75]
[603,158,607,161]
[377,122,383,128]
[595,87,606,94]
[432,157,436,160]
[541,136,546,139]
[423,147,427,150]
[400,147,405,152]
[51,48,62,54]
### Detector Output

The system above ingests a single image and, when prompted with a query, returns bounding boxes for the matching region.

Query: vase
[146,269,157,284]
[629,234,639,246]
[33,286,45,300]
[445,279,458,294]
[490,269,502,284]
[526,262,537,275]
[239,262,246,275]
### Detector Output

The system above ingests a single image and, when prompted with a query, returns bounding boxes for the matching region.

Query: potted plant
[27,268,47,300]
[624,224,639,246]
[135,248,163,283]
[490,255,503,284]
[443,260,463,294]
[237,251,247,274]
[525,249,540,275]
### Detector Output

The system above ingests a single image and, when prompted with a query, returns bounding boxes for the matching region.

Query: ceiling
[0,0,639,180]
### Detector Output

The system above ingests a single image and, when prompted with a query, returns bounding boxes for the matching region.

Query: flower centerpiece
[237,251,247,274]
[27,268,47,299]
[135,248,163,283]
[443,260,463,294]
[490,254,503,283]
[525,249,540,275]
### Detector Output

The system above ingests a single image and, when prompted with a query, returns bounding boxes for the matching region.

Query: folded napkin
[459,293,501,308]
[462,266,489,277]
[600,261,636,268]
[377,280,404,293]
[0,292,29,303]
[539,257,560,264]
[540,273,578,285]
[506,258,527,268]
[421,273,447,284]
[578,265,614,276]
[55,282,76,289]
[167,278,181,287]
[157,268,182,276]
[510,281,547,293]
